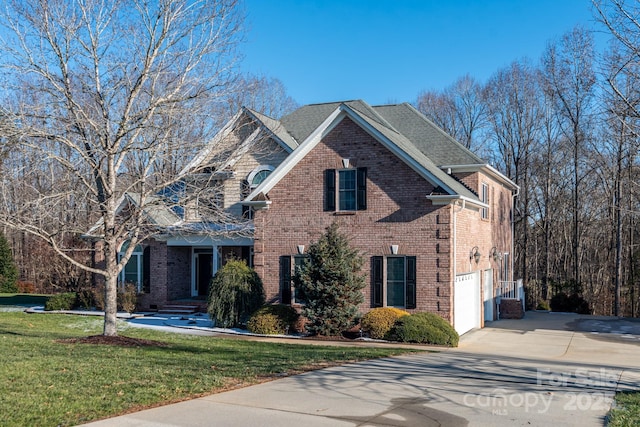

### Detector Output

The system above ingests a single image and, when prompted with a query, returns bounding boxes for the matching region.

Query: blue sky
[241,0,600,106]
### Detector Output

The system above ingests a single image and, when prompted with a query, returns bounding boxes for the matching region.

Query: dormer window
[247,165,275,189]
[242,165,275,219]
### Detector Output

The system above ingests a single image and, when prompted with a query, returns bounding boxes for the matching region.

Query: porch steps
[158,304,201,315]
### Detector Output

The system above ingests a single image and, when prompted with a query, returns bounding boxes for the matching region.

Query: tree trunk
[103,273,119,336]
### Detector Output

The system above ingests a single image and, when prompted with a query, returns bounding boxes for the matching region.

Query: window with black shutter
[370,255,417,309]
[371,256,383,307]
[279,256,292,304]
[280,255,308,305]
[325,167,367,212]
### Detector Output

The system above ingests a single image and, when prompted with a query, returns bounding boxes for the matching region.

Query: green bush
[388,312,459,347]
[361,307,410,339]
[44,292,77,311]
[247,304,299,335]
[0,233,18,293]
[208,259,265,328]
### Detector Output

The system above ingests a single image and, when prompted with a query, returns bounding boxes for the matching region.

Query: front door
[195,252,213,297]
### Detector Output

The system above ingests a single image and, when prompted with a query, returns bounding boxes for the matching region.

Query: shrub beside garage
[387,312,459,347]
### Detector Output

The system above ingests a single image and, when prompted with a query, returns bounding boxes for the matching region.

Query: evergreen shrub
[294,223,366,336]
[208,259,265,328]
[389,312,459,347]
[361,307,410,339]
[44,292,77,311]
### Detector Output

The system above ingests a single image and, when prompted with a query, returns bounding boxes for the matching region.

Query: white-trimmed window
[247,165,275,189]
[242,165,275,219]
[481,182,489,219]
[118,242,150,293]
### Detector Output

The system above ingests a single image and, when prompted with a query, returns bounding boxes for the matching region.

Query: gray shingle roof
[373,103,485,166]
[279,102,343,143]
[278,100,483,200]
[245,108,298,151]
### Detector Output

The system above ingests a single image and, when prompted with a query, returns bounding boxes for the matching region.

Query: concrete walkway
[79,312,640,427]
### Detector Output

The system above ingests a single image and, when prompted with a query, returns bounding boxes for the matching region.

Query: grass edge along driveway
[0,311,416,427]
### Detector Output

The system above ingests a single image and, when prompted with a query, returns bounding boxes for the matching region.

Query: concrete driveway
[80,312,640,427]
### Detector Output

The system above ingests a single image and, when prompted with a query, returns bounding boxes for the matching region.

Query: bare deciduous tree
[226,74,299,119]
[483,60,544,290]
[416,74,486,151]
[541,26,597,290]
[0,0,244,336]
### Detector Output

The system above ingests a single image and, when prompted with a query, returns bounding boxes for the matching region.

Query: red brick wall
[452,171,514,323]
[253,116,454,321]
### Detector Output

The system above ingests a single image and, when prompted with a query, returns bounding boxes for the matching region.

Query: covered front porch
[165,234,253,299]
[136,235,253,311]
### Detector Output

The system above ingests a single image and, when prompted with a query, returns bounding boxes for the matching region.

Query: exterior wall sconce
[489,247,502,263]
[470,246,481,264]
[390,244,399,255]
[297,245,305,255]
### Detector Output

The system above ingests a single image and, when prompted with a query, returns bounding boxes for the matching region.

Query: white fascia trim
[179,110,244,176]
[340,104,457,195]
[244,107,345,201]
[426,194,488,210]
[440,163,519,192]
[241,200,271,209]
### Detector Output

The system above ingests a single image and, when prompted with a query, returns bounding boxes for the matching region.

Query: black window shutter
[357,167,367,210]
[406,256,417,309]
[325,169,336,211]
[279,256,292,305]
[142,246,151,294]
[371,256,383,307]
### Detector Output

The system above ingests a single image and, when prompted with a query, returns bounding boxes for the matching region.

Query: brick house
[105,100,519,334]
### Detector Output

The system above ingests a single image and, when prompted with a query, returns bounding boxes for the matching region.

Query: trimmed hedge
[44,293,77,311]
[361,307,410,339]
[247,304,299,335]
[389,312,459,347]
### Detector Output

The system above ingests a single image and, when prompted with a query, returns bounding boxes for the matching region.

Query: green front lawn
[0,312,414,426]
[608,391,640,427]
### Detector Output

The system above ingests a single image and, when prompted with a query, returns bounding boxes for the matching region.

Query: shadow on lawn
[0,294,48,306]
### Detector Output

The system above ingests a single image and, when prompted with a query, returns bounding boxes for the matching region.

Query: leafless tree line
[416,1,640,316]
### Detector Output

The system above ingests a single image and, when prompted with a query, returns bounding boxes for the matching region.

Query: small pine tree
[294,223,366,336]
[207,259,265,328]
[0,233,18,293]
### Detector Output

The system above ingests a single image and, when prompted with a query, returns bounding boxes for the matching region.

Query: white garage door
[454,272,481,335]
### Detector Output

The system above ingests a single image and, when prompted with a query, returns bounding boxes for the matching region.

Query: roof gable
[245,101,483,205]
[180,107,297,176]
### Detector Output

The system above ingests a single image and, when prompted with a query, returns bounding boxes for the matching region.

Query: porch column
[212,244,219,276]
